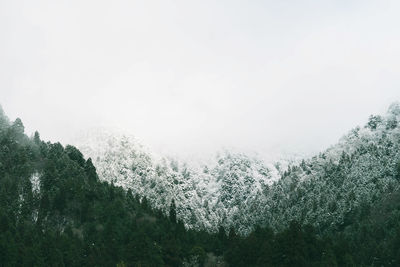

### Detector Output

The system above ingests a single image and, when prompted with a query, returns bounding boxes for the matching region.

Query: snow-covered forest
[76,103,400,237]
[2,103,400,265]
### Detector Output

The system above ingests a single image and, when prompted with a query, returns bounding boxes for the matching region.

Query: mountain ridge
[75,102,400,234]
[2,103,400,265]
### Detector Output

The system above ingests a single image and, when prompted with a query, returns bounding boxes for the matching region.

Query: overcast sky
[1,0,400,158]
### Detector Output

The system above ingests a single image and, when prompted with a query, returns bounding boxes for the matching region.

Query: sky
[1,0,400,159]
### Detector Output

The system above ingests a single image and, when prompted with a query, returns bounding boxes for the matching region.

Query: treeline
[0,110,214,266]
[1,107,400,266]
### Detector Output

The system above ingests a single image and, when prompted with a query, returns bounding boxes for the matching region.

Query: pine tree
[33,131,41,144]
[169,199,177,224]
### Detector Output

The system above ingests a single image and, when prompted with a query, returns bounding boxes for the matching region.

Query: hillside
[76,103,400,236]
[262,103,400,232]
[0,106,220,266]
[2,104,400,266]
[75,130,282,233]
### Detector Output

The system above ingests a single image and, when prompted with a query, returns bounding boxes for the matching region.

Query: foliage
[2,104,400,266]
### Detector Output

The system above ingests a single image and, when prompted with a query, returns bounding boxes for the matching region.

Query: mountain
[75,103,400,235]
[2,103,400,266]
[261,102,400,232]
[0,107,222,266]
[74,129,284,233]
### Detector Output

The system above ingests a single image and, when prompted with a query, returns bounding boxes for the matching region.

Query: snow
[30,172,41,194]
[72,127,288,232]
[72,103,400,233]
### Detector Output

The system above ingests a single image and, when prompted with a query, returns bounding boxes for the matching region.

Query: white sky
[1,0,400,158]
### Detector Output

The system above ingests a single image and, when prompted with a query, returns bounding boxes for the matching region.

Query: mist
[1,0,400,159]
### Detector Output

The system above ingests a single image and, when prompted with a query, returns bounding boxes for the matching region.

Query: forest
[1,104,400,266]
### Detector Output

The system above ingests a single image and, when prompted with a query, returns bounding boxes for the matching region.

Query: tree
[366,115,383,130]
[169,199,177,224]
[33,131,41,144]
[396,161,400,181]
[11,118,24,137]
[85,158,98,181]
[65,145,85,167]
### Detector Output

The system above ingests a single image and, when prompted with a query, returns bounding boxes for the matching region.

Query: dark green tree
[169,199,177,224]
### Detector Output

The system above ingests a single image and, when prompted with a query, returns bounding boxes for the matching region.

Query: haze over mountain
[2,1,400,158]
[3,0,400,265]
[73,103,400,235]
[2,102,400,265]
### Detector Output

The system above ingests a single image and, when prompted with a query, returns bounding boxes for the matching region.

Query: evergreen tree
[169,199,177,224]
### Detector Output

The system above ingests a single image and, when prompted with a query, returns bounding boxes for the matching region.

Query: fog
[1,0,400,159]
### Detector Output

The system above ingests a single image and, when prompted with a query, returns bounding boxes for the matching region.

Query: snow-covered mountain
[259,102,400,232]
[73,128,284,232]
[74,103,400,234]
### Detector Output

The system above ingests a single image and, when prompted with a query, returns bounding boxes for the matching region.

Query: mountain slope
[0,107,220,266]
[261,103,400,232]
[2,104,400,265]
[76,103,400,235]
[75,129,281,232]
